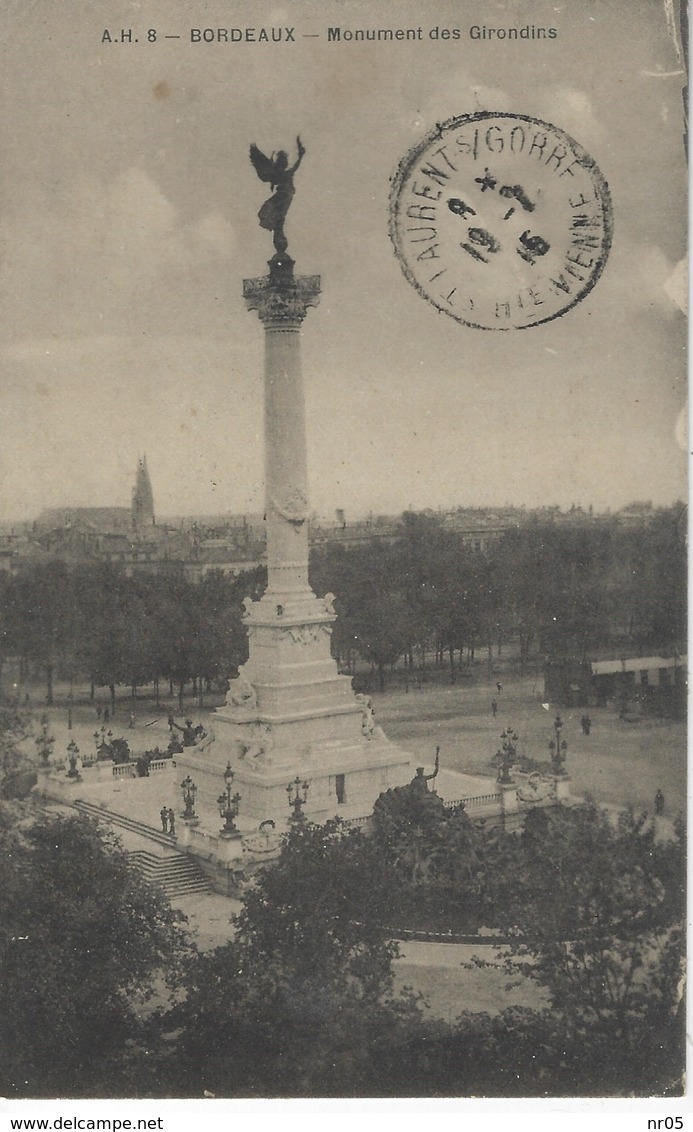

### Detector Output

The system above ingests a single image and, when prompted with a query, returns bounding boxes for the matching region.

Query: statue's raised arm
[250,137,305,256]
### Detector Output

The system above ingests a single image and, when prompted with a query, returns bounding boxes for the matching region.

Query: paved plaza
[28,668,685,826]
[25,670,684,1021]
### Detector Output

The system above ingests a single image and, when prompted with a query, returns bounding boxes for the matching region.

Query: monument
[176,139,412,830]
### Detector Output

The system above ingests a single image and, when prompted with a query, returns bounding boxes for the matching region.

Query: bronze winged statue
[249,137,305,256]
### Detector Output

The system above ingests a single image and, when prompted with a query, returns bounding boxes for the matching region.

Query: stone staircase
[126,849,211,898]
[72,800,211,897]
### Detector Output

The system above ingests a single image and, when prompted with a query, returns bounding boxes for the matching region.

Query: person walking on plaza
[167,808,176,836]
[491,700,498,718]
[160,807,169,834]
[496,681,502,694]
[654,789,665,815]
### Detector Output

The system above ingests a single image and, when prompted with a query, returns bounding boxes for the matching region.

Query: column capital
[243,274,321,327]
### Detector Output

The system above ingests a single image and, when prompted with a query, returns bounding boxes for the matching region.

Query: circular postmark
[389,112,613,330]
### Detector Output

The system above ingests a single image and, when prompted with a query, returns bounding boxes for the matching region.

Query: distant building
[544,653,686,717]
[131,455,155,530]
[34,507,132,534]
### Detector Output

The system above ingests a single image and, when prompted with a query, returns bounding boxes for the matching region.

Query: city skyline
[0,0,686,523]
[16,476,684,531]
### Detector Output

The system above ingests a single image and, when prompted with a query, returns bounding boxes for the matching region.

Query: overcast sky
[0,0,686,522]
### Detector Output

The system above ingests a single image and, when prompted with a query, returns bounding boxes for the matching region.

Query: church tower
[132,455,155,529]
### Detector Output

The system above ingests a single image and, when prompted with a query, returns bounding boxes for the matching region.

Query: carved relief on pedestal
[195,728,215,754]
[238,722,275,770]
[517,771,557,805]
[323,592,336,615]
[243,819,283,857]
[226,670,258,710]
[288,625,321,646]
[355,693,376,740]
[270,486,309,526]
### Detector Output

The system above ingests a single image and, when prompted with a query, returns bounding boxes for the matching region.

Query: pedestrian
[167,714,174,731]
[580,714,588,735]
[654,789,665,815]
[167,808,176,836]
[160,806,169,833]
[496,681,502,694]
[584,715,591,735]
[491,700,498,717]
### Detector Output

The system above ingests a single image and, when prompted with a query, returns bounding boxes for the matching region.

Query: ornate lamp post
[287,776,310,822]
[66,739,81,779]
[497,728,518,784]
[67,670,75,730]
[549,737,568,772]
[217,762,242,836]
[35,718,55,766]
[180,775,198,820]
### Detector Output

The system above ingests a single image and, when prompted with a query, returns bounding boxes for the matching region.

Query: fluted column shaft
[243,272,321,597]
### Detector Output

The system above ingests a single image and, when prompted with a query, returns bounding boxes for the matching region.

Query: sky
[0,0,687,522]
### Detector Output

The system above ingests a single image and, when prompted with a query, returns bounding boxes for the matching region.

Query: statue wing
[250,143,276,183]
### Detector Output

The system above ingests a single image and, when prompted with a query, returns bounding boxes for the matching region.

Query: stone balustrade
[444,792,502,810]
[110,758,172,778]
[112,762,135,779]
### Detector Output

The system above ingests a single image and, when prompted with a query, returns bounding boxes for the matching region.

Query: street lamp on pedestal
[549,738,568,773]
[35,718,55,767]
[497,728,518,784]
[287,776,310,823]
[553,714,564,743]
[66,739,81,779]
[180,775,198,820]
[217,762,242,837]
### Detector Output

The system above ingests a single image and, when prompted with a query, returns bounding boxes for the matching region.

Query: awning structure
[590,656,686,676]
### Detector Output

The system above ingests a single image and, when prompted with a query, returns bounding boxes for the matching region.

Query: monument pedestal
[177,262,412,837]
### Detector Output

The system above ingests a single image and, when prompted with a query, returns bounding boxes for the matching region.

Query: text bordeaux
[190,27,295,42]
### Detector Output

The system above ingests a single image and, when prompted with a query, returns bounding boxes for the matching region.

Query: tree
[483,802,686,1094]
[372,778,486,930]
[0,707,34,799]
[0,808,190,1097]
[11,562,76,703]
[161,819,422,1097]
[325,542,412,689]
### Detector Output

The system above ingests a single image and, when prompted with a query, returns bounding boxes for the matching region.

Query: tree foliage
[372,780,486,929]
[0,807,190,1097]
[158,819,421,1097]
[2,563,260,703]
[311,505,686,683]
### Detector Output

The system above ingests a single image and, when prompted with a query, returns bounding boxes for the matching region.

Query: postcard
[0,0,687,1117]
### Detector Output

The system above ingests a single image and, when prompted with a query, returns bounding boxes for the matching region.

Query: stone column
[243,268,321,600]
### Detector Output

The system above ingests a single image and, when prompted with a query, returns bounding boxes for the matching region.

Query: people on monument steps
[158,807,177,836]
